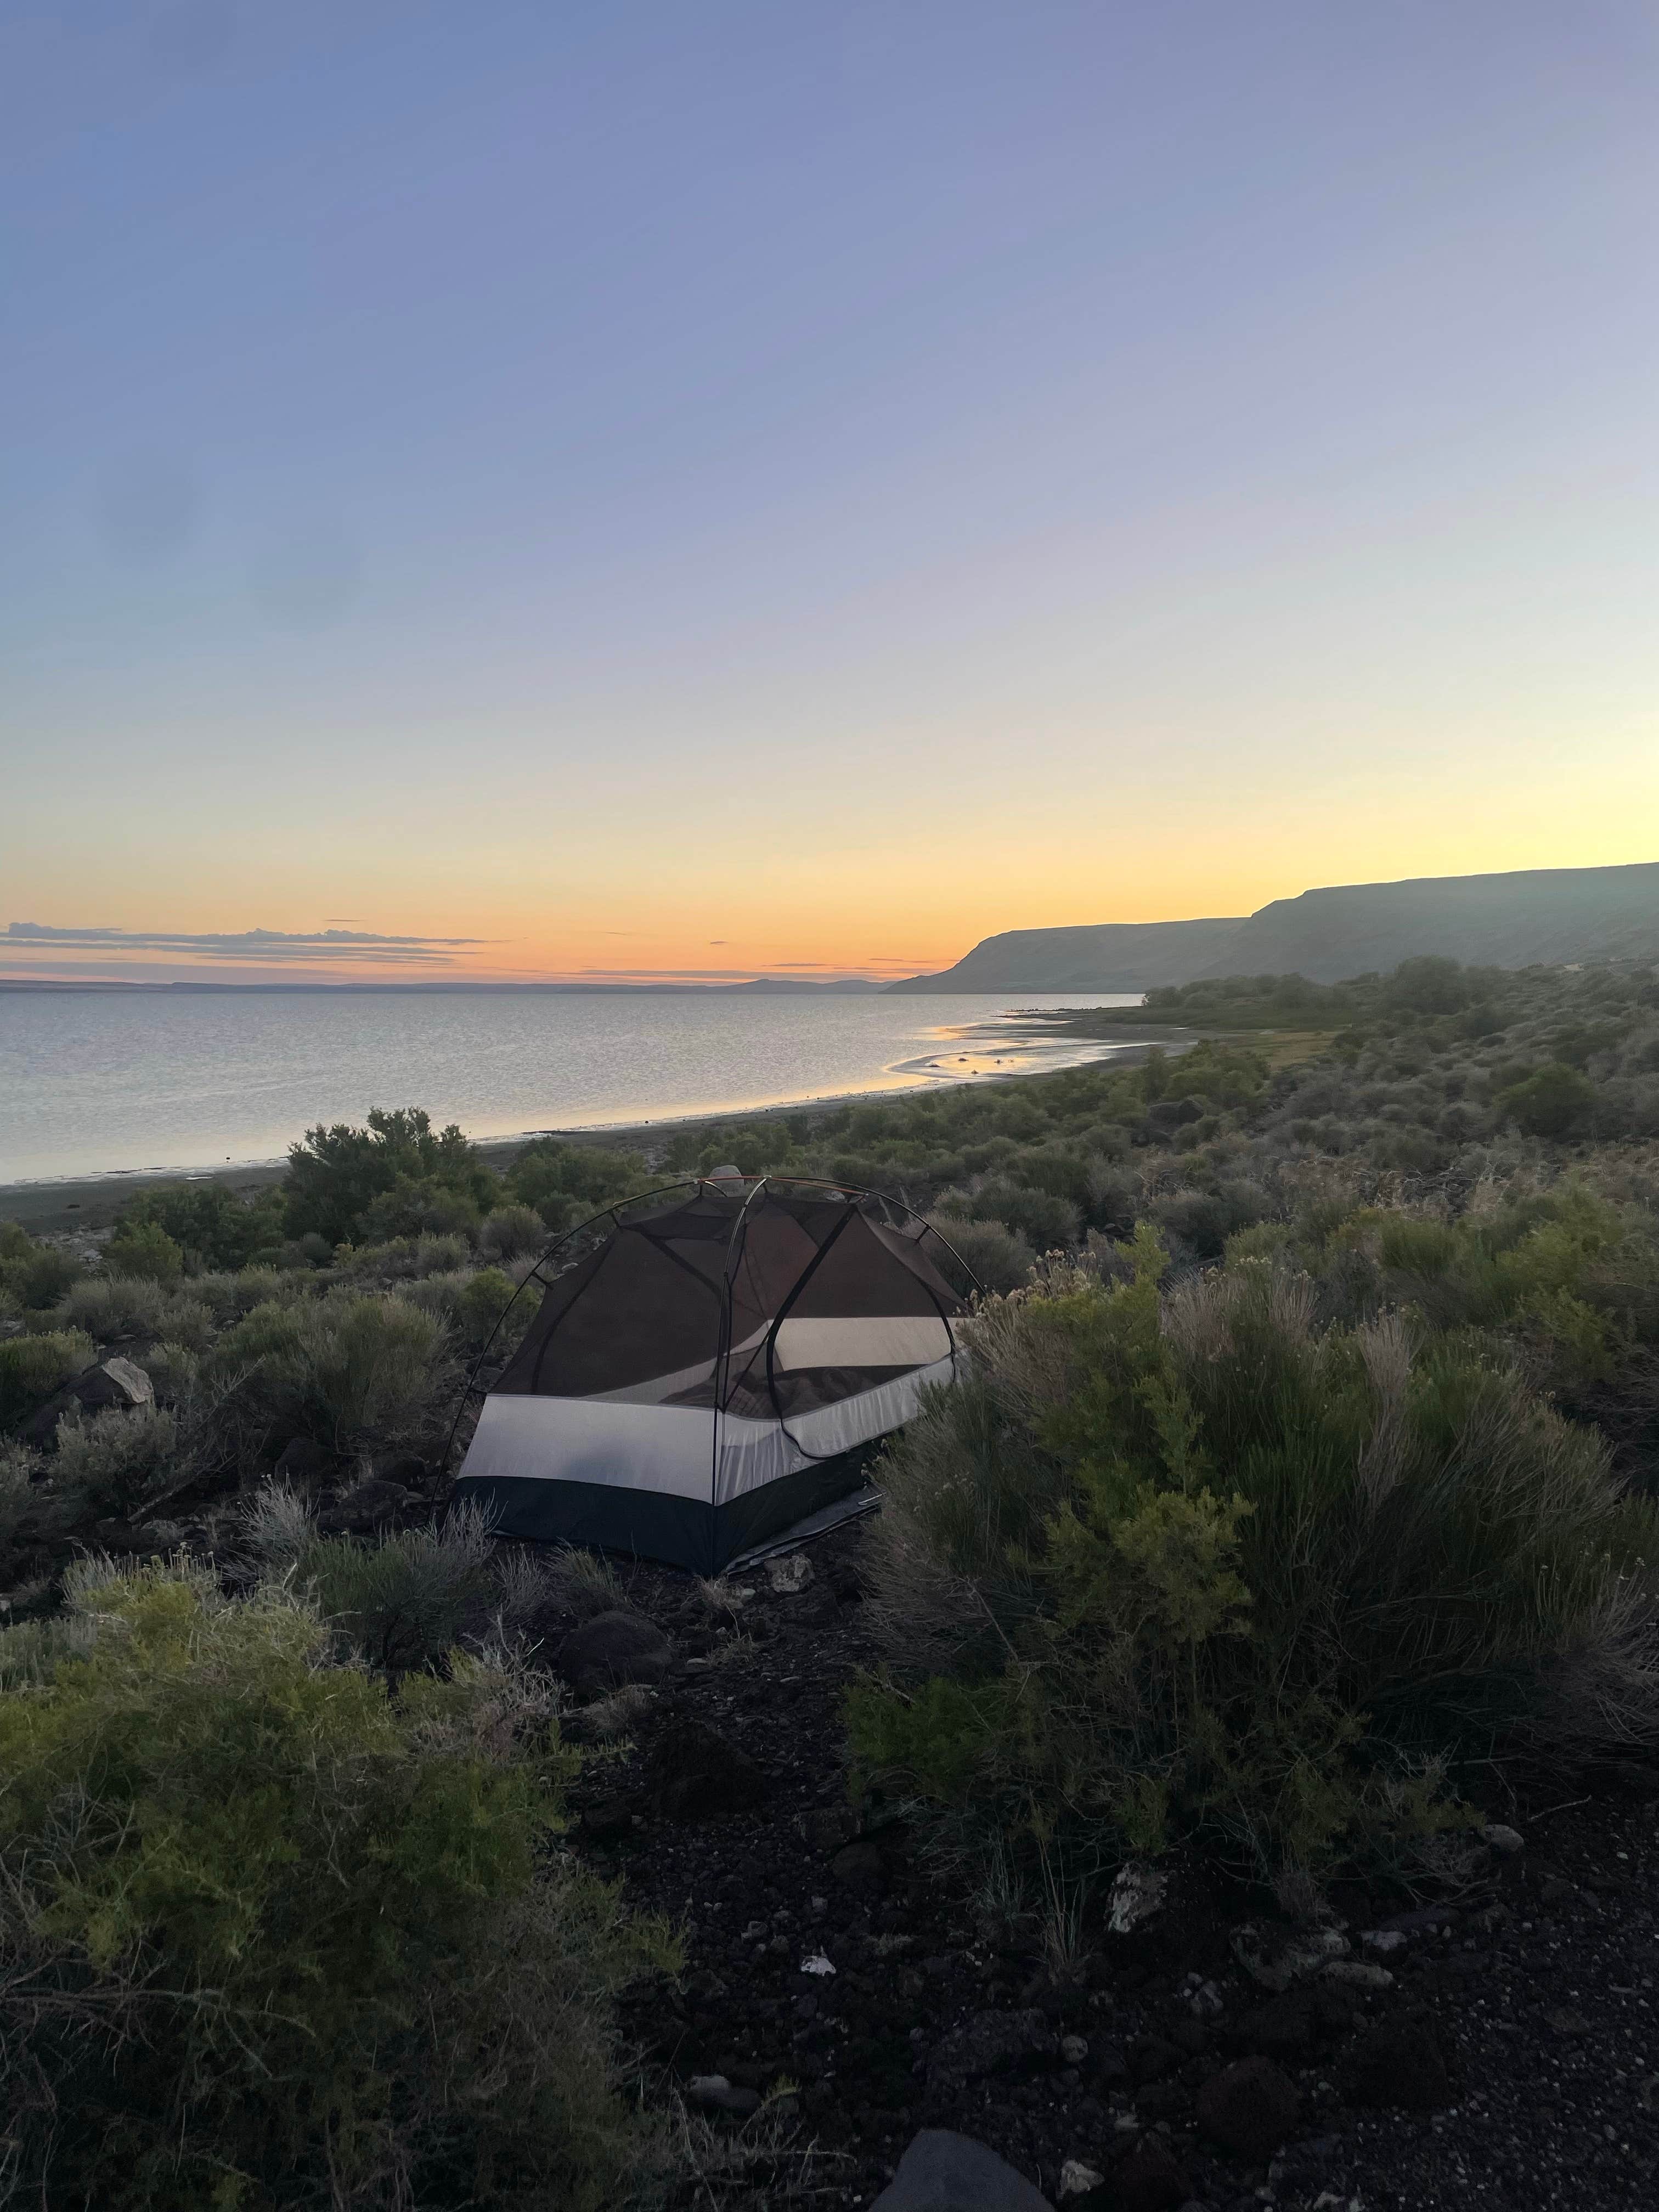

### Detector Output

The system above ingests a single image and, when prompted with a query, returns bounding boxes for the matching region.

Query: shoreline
[0,1029,1183,1234]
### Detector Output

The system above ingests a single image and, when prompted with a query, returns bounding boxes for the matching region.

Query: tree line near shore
[2,952,1658,2207]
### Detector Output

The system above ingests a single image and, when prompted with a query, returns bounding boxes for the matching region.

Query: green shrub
[112,1181,287,1271]
[0,1441,37,1553]
[188,1265,304,1324]
[50,1404,182,1519]
[283,1107,499,1249]
[926,1215,1037,1296]
[481,1201,549,1262]
[0,1558,671,2209]
[504,1139,652,1228]
[286,1501,502,1673]
[0,1330,94,1431]
[103,1218,185,1284]
[214,1293,448,1449]
[336,1231,471,1280]
[852,1232,1659,1880]
[57,1273,173,1342]
[360,1180,484,1244]
[1497,1060,1598,1138]
[0,1239,84,1310]
[969,1178,1080,1254]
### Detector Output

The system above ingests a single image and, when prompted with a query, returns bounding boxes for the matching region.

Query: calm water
[0,991,1142,1184]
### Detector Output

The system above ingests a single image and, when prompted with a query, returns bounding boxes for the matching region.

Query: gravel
[560,1523,1659,2210]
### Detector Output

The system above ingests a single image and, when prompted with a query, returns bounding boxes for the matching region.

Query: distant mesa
[887,861,1659,992]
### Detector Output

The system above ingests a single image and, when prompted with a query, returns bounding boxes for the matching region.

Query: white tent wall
[449,1178,974,1571]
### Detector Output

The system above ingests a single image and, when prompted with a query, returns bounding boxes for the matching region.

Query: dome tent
[450,1175,975,1573]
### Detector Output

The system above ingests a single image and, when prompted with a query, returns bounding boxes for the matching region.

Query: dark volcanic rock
[1195,2055,1301,2160]
[1342,2008,1453,2112]
[1107,2135,1191,2211]
[927,2009,1055,2094]
[643,1717,766,1821]
[831,1838,887,1893]
[870,2129,1053,2210]
[22,1356,154,1445]
[556,1609,671,1699]
[273,1435,335,1487]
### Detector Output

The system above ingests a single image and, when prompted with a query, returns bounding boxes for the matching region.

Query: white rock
[1059,2159,1105,2198]
[1108,1863,1167,1934]
[687,2073,731,2098]
[1361,1928,1407,1955]
[800,1952,837,1976]
[767,1553,815,1595]
[1483,1822,1525,1857]
[100,1356,155,1408]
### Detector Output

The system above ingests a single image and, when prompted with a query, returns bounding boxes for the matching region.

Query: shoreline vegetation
[4,951,1659,2205]
[0,1019,1175,1233]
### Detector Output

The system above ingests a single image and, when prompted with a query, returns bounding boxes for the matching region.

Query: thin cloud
[7,922,490,966]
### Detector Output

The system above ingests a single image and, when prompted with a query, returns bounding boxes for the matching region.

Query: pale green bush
[481,1202,548,1262]
[51,1404,182,1519]
[213,1293,449,1450]
[0,1558,673,2209]
[288,1502,501,1674]
[57,1275,171,1342]
[0,1330,93,1431]
[853,1231,1659,1879]
[335,1232,470,1282]
[925,1214,1036,1296]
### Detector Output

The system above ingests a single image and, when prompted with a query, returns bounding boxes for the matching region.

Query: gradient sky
[5,2,1659,984]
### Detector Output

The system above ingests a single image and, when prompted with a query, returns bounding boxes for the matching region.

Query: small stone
[1108,1864,1167,1934]
[1060,2034,1089,2064]
[766,1551,815,1595]
[800,1952,836,1976]
[1360,1928,1407,1955]
[1482,1822,1525,1856]
[1195,2056,1301,2160]
[1058,2158,1104,2198]
[1187,1978,1224,2017]
[1322,1960,1394,1990]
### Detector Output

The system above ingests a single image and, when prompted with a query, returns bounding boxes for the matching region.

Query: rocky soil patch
[546,1521,1659,2211]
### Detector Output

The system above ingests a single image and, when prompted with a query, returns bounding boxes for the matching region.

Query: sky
[4,1,1659,985]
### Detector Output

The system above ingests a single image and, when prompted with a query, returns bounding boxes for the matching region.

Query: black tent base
[453,1446,879,1575]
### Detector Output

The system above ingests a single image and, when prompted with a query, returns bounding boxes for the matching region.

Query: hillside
[890,860,1659,991]
[886,917,1245,992]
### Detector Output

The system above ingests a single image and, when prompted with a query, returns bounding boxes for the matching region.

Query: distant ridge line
[887,861,1659,992]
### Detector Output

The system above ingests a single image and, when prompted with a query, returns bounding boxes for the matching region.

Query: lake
[0,991,1143,1184]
